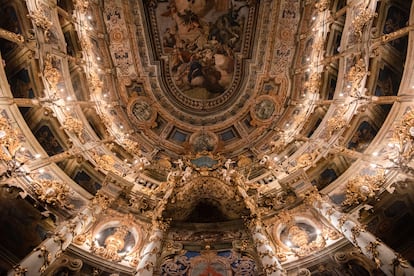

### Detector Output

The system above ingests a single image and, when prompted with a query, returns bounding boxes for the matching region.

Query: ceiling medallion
[145,0,258,111]
[189,130,219,153]
[127,96,157,128]
[250,95,278,126]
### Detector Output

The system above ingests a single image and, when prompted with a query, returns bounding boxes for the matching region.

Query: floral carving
[129,194,151,214]
[92,153,116,173]
[269,137,286,154]
[346,58,368,98]
[392,109,414,160]
[0,116,22,161]
[302,188,322,206]
[352,7,377,40]
[121,138,142,156]
[34,246,52,273]
[28,7,53,39]
[33,179,74,209]
[365,239,381,268]
[326,116,346,137]
[261,190,296,211]
[305,72,322,94]
[87,71,103,93]
[74,0,89,13]
[91,190,113,210]
[325,106,348,139]
[350,225,365,248]
[342,170,385,206]
[62,116,84,143]
[315,0,330,12]
[296,148,320,169]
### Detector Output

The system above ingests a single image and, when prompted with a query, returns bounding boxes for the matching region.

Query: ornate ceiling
[0,0,414,275]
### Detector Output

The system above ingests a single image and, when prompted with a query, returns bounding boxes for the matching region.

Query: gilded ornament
[74,0,89,13]
[33,179,74,209]
[261,190,296,211]
[277,210,293,226]
[93,225,130,262]
[253,236,267,247]
[80,38,92,53]
[342,170,384,206]
[302,188,322,206]
[276,251,287,262]
[269,136,286,153]
[129,195,150,213]
[62,116,84,143]
[352,7,377,40]
[365,240,381,268]
[392,254,411,270]
[258,249,274,259]
[313,37,325,53]
[90,190,113,210]
[326,228,341,240]
[325,207,335,218]
[263,263,283,274]
[0,28,24,44]
[12,265,27,276]
[53,232,66,258]
[129,254,140,267]
[325,116,347,139]
[346,58,368,97]
[88,72,103,93]
[157,157,172,170]
[141,261,154,271]
[34,246,52,273]
[92,153,116,173]
[152,218,171,232]
[0,116,22,161]
[43,54,61,90]
[237,155,252,167]
[73,233,87,245]
[288,225,309,247]
[285,223,327,257]
[27,7,53,39]
[305,72,321,94]
[296,149,319,169]
[338,215,348,229]
[351,225,366,245]
[315,0,330,12]
[392,109,414,160]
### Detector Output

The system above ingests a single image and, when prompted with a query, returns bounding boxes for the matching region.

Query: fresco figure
[158,0,250,99]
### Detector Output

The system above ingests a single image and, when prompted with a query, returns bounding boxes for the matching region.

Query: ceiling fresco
[99,0,300,157]
[146,0,257,105]
[1,0,414,274]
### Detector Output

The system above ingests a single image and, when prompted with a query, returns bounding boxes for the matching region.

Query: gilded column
[246,218,286,276]
[305,190,414,276]
[135,223,166,276]
[8,191,112,276]
[235,175,285,276]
